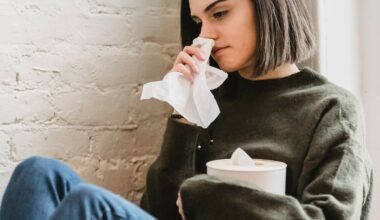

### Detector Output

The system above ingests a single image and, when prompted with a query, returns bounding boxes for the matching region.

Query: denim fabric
[0,156,156,220]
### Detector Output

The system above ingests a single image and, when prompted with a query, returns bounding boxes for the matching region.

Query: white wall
[318,0,361,96]
[304,0,361,97]
[0,0,180,202]
[359,0,380,219]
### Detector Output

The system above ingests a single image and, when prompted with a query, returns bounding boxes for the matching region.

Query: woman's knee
[57,183,156,220]
[14,156,70,179]
[15,156,52,173]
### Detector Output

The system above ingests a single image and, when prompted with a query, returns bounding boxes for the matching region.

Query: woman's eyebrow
[205,0,227,12]
[191,0,227,19]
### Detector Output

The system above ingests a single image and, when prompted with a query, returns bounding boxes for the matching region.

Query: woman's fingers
[183,46,206,61]
[178,51,199,74]
[176,193,186,220]
[176,63,193,81]
[171,45,206,82]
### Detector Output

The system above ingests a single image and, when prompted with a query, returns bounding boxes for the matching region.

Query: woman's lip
[212,47,228,55]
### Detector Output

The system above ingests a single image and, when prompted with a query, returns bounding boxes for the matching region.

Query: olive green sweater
[140,68,373,220]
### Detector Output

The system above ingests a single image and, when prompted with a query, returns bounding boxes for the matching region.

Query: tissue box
[206,159,287,195]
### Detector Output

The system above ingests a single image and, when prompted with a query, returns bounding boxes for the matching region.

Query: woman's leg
[0,156,83,220]
[49,183,156,220]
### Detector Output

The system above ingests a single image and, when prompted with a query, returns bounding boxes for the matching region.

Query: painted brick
[0,133,10,167]
[54,90,133,126]
[0,92,54,124]
[0,0,179,204]
[11,128,90,160]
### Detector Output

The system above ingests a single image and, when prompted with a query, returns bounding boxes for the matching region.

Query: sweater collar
[214,68,327,100]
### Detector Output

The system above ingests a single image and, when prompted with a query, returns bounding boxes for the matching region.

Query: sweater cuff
[179,174,262,220]
[179,175,212,220]
[180,175,229,220]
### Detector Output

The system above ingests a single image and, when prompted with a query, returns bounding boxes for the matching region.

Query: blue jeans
[0,156,156,220]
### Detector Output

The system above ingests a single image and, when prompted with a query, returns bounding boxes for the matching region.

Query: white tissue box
[206,158,287,195]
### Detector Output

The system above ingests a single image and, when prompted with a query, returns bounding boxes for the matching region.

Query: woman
[141,0,373,219]
[0,0,373,220]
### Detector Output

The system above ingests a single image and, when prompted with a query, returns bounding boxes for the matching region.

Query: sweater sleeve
[179,97,373,220]
[140,117,202,220]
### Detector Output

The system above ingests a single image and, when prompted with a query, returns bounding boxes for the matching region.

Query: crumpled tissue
[140,37,228,128]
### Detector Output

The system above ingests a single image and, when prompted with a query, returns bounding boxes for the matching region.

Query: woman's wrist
[171,110,196,126]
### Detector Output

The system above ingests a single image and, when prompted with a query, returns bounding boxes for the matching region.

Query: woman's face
[189,0,257,72]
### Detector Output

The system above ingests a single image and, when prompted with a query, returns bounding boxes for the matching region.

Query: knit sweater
[140,68,373,220]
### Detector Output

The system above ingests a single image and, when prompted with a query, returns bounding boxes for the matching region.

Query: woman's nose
[199,23,217,39]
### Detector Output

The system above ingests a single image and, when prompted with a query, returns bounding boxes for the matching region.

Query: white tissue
[140,37,228,128]
[231,148,256,167]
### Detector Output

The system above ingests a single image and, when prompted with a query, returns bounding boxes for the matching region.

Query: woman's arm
[140,39,206,219]
[140,116,201,220]
[179,97,373,220]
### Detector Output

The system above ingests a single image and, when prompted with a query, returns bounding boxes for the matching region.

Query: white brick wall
[0,0,180,203]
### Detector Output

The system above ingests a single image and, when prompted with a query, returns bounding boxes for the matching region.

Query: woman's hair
[180,0,316,77]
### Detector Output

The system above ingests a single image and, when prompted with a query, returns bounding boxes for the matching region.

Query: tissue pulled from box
[231,148,256,166]
[140,37,228,128]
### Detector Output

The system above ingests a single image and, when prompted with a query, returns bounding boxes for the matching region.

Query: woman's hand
[169,46,205,125]
[171,46,206,82]
[176,192,186,220]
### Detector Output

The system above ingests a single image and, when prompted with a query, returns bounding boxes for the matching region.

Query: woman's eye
[213,11,228,19]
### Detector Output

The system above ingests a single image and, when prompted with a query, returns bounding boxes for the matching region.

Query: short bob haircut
[181,0,316,77]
